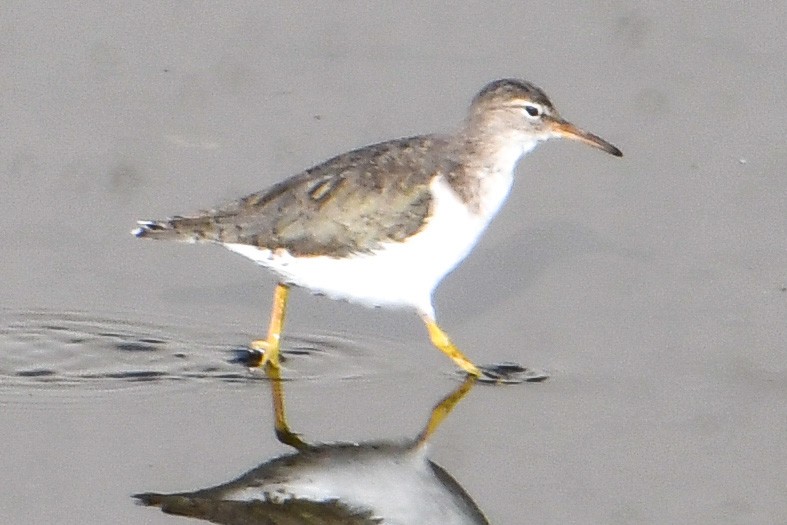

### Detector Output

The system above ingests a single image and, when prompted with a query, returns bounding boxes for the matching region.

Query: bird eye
[524,105,541,117]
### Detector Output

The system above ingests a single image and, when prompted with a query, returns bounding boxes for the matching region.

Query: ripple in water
[0,308,420,391]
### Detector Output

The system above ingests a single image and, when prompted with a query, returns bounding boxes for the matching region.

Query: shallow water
[2,2,786,524]
[0,309,417,387]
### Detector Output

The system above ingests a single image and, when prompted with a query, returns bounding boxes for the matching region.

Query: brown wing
[137,136,445,257]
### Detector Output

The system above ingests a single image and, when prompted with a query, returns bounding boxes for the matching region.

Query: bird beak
[550,118,623,157]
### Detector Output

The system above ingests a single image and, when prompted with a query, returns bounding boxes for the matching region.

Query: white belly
[224,175,510,316]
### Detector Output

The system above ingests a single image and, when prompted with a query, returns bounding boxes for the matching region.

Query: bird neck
[453,117,535,177]
[438,120,532,217]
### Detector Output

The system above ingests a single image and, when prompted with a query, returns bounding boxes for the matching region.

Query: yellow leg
[416,375,476,446]
[264,363,307,450]
[250,283,290,371]
[420,314,482,377]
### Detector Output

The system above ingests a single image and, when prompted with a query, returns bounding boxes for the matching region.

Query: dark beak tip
[610,146,623,157]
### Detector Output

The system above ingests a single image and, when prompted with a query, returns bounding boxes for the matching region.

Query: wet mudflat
[2,3,785,524]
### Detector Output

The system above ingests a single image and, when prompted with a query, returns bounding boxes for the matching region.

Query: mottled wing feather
[193,136,444,257]
[135,492,381,524]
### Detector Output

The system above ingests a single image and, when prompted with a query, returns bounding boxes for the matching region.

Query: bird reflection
[135,369,488,524]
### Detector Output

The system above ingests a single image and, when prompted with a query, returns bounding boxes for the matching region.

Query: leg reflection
[416,375,477,447]
[264,363,307,450]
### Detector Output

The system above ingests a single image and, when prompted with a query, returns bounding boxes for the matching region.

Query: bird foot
[247,339,282,370]
[469,362,549,384]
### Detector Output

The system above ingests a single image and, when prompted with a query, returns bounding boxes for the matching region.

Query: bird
[135,371,488,524]
[132,78,622,382]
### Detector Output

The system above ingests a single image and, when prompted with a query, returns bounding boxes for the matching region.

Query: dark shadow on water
[135,371,490,524]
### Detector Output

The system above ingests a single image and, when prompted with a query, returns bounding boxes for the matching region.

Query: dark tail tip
[131,220,170,238]
[133,492,164,507]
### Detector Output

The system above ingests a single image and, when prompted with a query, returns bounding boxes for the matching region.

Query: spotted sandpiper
[133,78,622,382]
[136,372,486,524]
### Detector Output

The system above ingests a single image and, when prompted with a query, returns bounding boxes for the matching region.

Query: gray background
[1,2,785,524]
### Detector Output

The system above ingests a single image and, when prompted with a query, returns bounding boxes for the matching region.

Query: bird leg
[263,360,308,449]
[250,283,290,370]
[416,375,476,446]
[420,313,482,377]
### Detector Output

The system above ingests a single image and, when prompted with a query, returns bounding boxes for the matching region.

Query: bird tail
[131,216,219,243]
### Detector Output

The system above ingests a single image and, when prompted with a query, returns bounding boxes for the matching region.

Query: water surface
[1,2,785,523]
